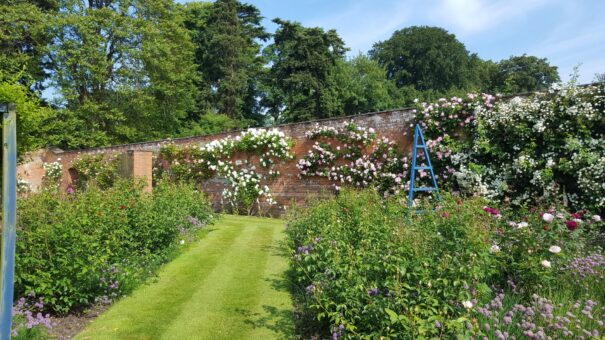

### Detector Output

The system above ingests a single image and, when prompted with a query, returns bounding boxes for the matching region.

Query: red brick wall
[18,108,416,214]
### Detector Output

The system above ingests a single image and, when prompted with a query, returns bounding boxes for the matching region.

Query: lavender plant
[11,294,52,339]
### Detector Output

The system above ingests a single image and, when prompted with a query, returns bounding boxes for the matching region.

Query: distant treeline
[0,0,569,152]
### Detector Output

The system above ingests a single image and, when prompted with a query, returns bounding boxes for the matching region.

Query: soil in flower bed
[48,304,109,339]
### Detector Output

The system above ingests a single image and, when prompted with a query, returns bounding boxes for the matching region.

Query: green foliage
[489,54,560,94]
[181,0,268,122]
[71,154,120,190]
[286,190,498,338]
[286,189,604,337]
[0,72,52,155]
[11,317,48,340]
[370,26,480,93]
[331,55,403,115]
[0,0,55,89]
[45,0,199,148]
[267,19,348,122]
[14,180,214,314]
[180,112,253,137]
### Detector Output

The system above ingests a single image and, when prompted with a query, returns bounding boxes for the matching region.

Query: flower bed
[286,189,604,338]
[10,180,213,335]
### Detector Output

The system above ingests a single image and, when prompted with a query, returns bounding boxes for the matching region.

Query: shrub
[71,153,120,190]
[155,128,294,215]
[286,189,500,338]
[486,207,603,292]
[13,180,213,314]
[286,189,604,338]
[415,82,605,213]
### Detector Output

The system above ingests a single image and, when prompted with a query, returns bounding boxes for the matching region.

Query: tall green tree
[489,54,560,93]
[369,26,479,93]
[0,0,58,90]
[266,19,348,122]
[178,1,213,121]
[331,54,402,115]
[45,0,198,148]
[182,0,268,122]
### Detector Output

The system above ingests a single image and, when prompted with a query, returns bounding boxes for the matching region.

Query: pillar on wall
[119,150,153,192]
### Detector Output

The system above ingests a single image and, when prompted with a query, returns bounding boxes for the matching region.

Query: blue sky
[179,0,605,84]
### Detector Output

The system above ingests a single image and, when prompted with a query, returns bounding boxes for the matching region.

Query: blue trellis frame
[407,124,439,210]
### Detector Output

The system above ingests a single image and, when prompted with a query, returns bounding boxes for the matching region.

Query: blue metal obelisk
[407,124,439,211]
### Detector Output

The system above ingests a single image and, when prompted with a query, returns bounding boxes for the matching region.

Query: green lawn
[76,215,294,340]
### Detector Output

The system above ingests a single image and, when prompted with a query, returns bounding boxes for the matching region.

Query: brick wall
[18,108,416,214]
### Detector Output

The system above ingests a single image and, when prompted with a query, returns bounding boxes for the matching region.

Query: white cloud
[433,0,547,35]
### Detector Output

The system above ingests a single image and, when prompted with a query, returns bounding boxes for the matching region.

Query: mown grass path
[76,215,294,340]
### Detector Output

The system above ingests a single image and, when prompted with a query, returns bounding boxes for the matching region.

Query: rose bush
[156,128,294,215]
[297,121,409,196]
[415,82,605,213]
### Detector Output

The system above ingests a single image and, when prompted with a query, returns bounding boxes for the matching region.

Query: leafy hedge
[286,189,603,338]
[13,180,213,314]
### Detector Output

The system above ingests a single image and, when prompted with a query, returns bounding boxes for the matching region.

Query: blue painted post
[0,103,17,339]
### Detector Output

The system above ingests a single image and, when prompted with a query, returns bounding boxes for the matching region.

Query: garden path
[76,215,294,340]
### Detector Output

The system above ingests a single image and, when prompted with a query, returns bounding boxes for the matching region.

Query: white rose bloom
[592,215,601,222]
[542,213,554,223]
[517,222,529,228]
[490,244,501,253]
[462,301,473,309]
[548,245,561,254]
[541,260,551,268]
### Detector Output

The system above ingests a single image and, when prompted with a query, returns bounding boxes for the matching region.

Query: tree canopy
[266,19,348,122]
[489,54,560,93]
[369,26,480,92]
[0,1,567,153]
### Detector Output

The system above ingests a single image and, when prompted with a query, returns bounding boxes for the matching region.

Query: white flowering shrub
[157,128,294,215]
[72,154,121,190]
[297,121,409,196]
[416,82,605,212]
[17,178,31,193]
[42,160,62,184]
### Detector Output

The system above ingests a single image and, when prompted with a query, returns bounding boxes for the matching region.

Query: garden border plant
[285,188,604,338]
[10,178,214,336]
